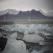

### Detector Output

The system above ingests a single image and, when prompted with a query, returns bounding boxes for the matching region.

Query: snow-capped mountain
[0,9,19,15]
[0,9,53,22]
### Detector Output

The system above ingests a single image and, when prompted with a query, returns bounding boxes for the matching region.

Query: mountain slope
[0,9,53,21]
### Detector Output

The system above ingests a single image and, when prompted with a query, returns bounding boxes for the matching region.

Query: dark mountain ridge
[0,9,53,21]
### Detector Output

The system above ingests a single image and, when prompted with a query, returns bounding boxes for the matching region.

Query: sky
[0,0,53,16]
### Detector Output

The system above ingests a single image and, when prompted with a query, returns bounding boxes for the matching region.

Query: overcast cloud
[0,0,53,16]
[0,0,53,10]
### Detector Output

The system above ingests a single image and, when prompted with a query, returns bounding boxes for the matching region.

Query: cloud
[0,0,6,2]
[0,0,53,12]
[0,0,3,1]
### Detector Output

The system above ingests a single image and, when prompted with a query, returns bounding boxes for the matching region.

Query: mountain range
[0,9,53,21]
